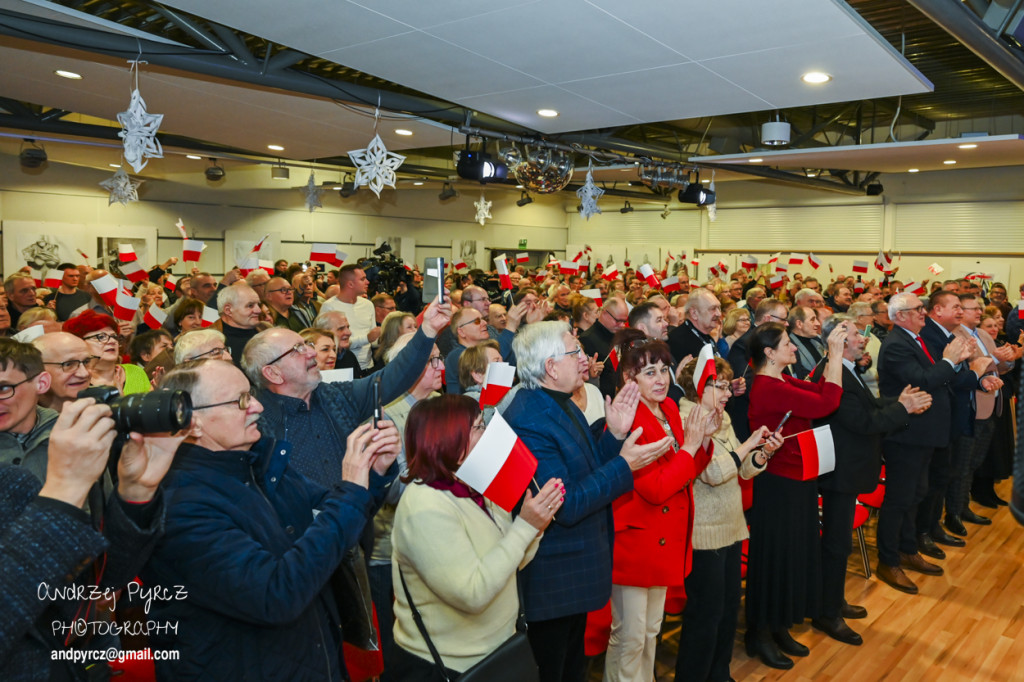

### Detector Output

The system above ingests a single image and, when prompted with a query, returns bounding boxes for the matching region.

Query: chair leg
[856,526,871,579]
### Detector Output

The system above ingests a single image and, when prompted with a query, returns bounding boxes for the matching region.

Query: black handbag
[330,545,379,651]
[398,568,539,682]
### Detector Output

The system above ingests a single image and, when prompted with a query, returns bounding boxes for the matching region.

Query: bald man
[32,332,95,412]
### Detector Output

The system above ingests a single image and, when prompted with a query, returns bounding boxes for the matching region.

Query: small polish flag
[903,281,925,295]
[808,253,822,269]
[709,264,720,278]
[118,244,138,262]
[774,261,788,273]
[1017,300,1024,320]
[516,252,530,264]
[690,257,700,267]
[164,274,179,293]
[623,259,631,268]
[76,249,90,261]
[795,425,836,480]
[454,260,467,270]
[928,262,944,276]
[767,252,781,265]
[718,260,729,275]
[584,244,592,253]
[183,239,205,262]
[851,260,869,274]
[120,259,149,283]
[662,277,681,293]
[572,251,583,262]
[28,267,42,288]
[200,306,219,328]
[479,362,516,408]
[310,243,336,264]
[741,255,759,270]
[607,346,620,370]
[331,250,348,267]
[237,256,258,277]
[639,264,660,288]
[694,343,717,397]
[602,265,619,281]
[143,303,168,330]
[403,263,414,272]
[259,259,276,274]
[854,280,865,293]
[249,234,270,255]
[175,218,188,239]
[577,259,589,270]
[112,289,140,321]
[667,251,676,261]
[43,272,63,288]
[580,289,603,307]
[91,274,119,306]
[769,273,785,290]
[559,261,579,275]
[494,255,512,290]
[789,253,805,266]
[455,412,538,513]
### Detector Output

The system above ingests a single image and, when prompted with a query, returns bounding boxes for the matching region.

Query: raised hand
[605,381,641,440]
[618,427,673,471]
[118,430,188,502]
[519,478,564,531]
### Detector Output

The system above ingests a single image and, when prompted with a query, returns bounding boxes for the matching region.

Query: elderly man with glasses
[443,301,527,394]
[31,332,96,413]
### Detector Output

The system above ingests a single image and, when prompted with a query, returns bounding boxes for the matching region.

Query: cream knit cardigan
[392,481,541,672]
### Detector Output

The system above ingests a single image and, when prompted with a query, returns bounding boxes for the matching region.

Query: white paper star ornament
[117,88,164,174]
[99,168,144,206]
[303,172,324,212]
[576,166,604,220]
[348,134,405,198]
[474,193,492,226]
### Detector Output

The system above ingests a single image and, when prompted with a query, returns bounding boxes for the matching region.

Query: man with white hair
[213,283,263,364]
[174,329,232,365]
[669,288,747,397]
[502,321,673,682]
[794,287,825,309]
[245,268,270,301]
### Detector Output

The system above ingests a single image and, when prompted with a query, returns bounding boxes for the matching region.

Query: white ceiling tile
[348,0,541,30]
[457,86,641,133]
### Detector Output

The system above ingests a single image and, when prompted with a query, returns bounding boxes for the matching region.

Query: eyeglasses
[765,313,787,323]
[267,340,315,365]
[550,344,584,361]
[428,355,444,369]
[43,356,100,372]
[187,346,230,361]
[603,311,628,324]
[471,420,487,433]
[897,304,925,314]
[457,316,487,329]
[711,380,732,392]
[268,286,295,295]
[192,391,254,411]
[0,373,40,400]
[82,332,121,344]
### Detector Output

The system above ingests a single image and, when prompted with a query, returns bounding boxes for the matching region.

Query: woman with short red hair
[390,394,564,680]
[63,309,149,394]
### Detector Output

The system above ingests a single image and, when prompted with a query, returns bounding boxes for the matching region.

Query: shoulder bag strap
[398,567,451,682]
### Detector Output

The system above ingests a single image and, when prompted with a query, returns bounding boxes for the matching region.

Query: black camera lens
[80,386,192,434]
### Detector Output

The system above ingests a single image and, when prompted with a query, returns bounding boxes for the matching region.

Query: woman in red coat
[604,329,717,682]
[744,321,845,669]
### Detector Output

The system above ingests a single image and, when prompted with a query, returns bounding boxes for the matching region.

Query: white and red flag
[259,259,276,275]
[854,280,865,293]
[795,425,836,480]
[662,277,681,294]
[903,281,925,295]
[516,252,530,264]
[494,255,512,290]
[572,251,583,262]
[455,412,538,513]
[310,243,337,265]
[928,262,944,276]
[639,264,660,288]
[28,267,42,288]
[666,251,676,262]
[479,362,516,408]
[1018,300,1024,320]
[774,260,788,274]
[580,289,603,307]
[182,239,205,262]
[200,306,218,328]
[249,234,270,256]
[808,253,822,270]
[789,253,805,266]
[851,260,869,274]
[607,346,620,370]
[120,259,148,283]
[709,264,721,278]
[767,252,781,265]
[602,265,619,281]
[164,273,179,293]
[118,244,138,262]
[741,255,759,270]
[717,260,729,275]
[91,274,119,306]
[174,218,188,239]
[694,344,717,398]
[454,260,467,271]
[237,257,258,277]
[112,289,140,321]
[559,261,578,275]
[43,272,62,289]
[689,256,700,267]
[143,303,168,330]
[769,273,785,290]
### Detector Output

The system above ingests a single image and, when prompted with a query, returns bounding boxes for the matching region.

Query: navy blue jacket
[920,317,979,438]
[502,388,633,621]
[142,438,374,681]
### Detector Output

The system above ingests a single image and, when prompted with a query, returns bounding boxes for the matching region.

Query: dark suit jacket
[920,317,978,438]
[580,321,617,397]
[877,325,958,448]
[668,320,717,366]
[811,364,909,494]
[502,388,633,622]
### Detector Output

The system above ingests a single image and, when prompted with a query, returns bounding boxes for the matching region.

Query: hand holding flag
[455,412,538,512]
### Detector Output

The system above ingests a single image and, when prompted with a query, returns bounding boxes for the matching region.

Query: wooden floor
[588,480,1024,682]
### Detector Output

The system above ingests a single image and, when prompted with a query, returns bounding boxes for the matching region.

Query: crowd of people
[1,250,1019,681]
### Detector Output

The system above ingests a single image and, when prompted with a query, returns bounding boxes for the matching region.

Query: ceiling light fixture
[205,158,225,181]
[456,144,507,183]
[943,159,956,165]
[413,181,424,186]
[865,183,884,196]
[54,69,82,80]
[109,163,121,168]
[186,154,202,160]
[678,172,716,206]
[395,129,413,136]
[516,191,533,207]
[660,207,671,219]
[749,158,763,163]
[338,173,356,198]
[957,143,977,149]
[438,182,458,201]
[802,71,831,84]
[761,114,791,146]
[267,144,284,151]
[271,163,290,180]
[620,200,633,214]
[908,168,919,173]
[19,139,47,169]
[537,109,559,118]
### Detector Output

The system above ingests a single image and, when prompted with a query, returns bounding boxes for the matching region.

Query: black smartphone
[423,257,444,303]
[372,374,383,429]
[774,410,792,434]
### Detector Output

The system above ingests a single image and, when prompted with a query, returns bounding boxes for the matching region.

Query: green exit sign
[518,239,528,249]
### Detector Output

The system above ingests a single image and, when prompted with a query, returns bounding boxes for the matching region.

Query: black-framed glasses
[192,391,254,411]
[82,332,121,344]
[766,313,787,323]
[268,340,315,365]
[603,311,628,324]
[457,316,487,329]
[550,344,584,361]
[268,286,295,295]
[897,304,925,314]
[428,355,444,369]
[0,373,40,400]
[43,356,99,372]
[187,346,230,361]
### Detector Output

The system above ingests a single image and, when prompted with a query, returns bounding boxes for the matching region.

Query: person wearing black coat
[810,315,929,644]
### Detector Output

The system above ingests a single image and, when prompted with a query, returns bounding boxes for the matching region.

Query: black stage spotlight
[865,183,884,196]
[205,158,225,181]
[516,191,533,207]
[620,200,634,214]
[456,146,507,183]
[438,181,458,201]
[19,139,47,168]
[678,175,715,206]
[338,173,357,198]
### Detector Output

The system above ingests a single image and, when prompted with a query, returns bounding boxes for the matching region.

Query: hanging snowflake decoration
[349,133,406,199]
[474,193,492,226]
[99,168,144,206]
[302,171,324,212]
[576,162,604,220]
[706,170,717,222]
[117,62,163,173]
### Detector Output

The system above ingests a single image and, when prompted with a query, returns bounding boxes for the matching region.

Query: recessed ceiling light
[702,179,710,183]
[749,158,763,163]
[537,109,559,118]
[802,71,831,84]
[267,144,284,151]
[109,163,120,168]
[54,69,82,80]
[943,159,956,165]
[908,168,919,173]
[185,154,202,160]
[806,172,817,177]
[331,185,342,190]
[957,143,977,149]
[516,184,524,189]
[395,129,413,136]
[413,181,424,186]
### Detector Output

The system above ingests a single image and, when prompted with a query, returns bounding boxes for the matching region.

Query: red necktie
[915,336,935,364]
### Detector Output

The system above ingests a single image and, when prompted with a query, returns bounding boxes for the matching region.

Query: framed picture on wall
[2,221,91,279]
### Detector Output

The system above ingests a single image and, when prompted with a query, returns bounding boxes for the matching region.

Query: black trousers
[368,562,398,681]
[916,444,953,535]
[819,490,857,620]
[675,542,742,682]
[527,612,587,682]
[879,443,932,566]
[948,418,995,516]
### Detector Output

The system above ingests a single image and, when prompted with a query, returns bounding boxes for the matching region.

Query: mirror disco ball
[503,145,573,194]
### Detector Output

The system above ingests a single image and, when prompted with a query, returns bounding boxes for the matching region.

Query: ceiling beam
[699,163,869,195]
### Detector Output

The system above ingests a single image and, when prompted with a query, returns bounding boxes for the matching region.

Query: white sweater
[392,482,540,672]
